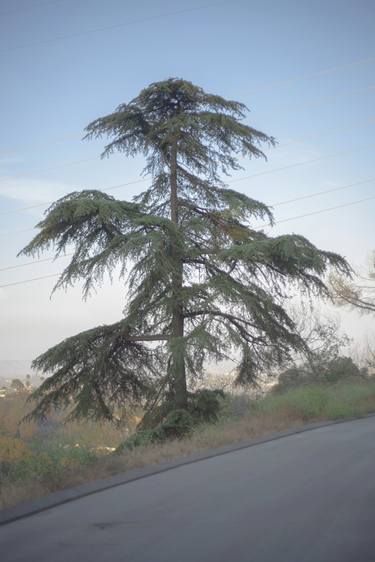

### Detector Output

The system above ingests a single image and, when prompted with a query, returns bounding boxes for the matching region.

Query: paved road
[1,417,375,562]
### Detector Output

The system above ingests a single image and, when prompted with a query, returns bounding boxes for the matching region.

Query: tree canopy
[330,255,375,314]
[21,78,350,424]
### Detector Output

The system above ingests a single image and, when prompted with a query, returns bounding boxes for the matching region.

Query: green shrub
[161,408,194,438]
[2,442,97,487]
[190,389,224,423]
[274,356,369,393]
[116,429,159,452]
[256,381,375,422]
[117,408,194,452]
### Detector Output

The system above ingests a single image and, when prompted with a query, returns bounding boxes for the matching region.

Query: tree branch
[125,334,169,342]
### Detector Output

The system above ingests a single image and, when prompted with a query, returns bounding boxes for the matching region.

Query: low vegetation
[1,380,375,511]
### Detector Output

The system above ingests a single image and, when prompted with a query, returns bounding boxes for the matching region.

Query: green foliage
[274,356,367,393]
[257,382,375,421]
[20,78,350,425]
[159,408,194,438]
[10,379,25,391]
[117,409,194,452]
[189,389,224,422]
[116,429,158,452]
[324,356,365,383]
[1,441,96,488]
[26,321,165,422]
[117,389,223,450]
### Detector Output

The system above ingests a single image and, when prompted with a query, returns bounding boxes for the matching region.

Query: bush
[118,389,225,452]
[117,409,194,452]
[257,381,375,422]
[189,389,224,423]
[161,409,194,438]
[1,441,97,488]
[274,356,367,393]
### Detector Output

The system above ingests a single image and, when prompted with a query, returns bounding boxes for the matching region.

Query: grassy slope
[1,381,375,510]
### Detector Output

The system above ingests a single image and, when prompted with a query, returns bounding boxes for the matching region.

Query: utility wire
[2,1,224,53]
[3,110,375,185]
[0,253,72,272]
[245,55,375,94]
[271,177,375,207]
[285,84,375,111]
[0,132,79,157]
[1,192,374,284]
[228,140,375,184]
[0,178,148,217]
[2,137,375,221]
[0,0,69,16]
[0,273,60,289]
[269,195,375,227]
[2,58,375,155]
[0,156,98,184]
[280,114,375,149]
[0,227,35,238]
[0,151,374,239]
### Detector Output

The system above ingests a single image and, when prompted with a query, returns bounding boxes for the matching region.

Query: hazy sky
[0,0,374,361]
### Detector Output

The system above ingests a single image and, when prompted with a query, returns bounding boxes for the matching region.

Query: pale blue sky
[0,0,374,361]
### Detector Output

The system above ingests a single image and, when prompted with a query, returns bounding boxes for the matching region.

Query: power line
[0,132,79,157]
[270,195,375,227]
[285,83,375,111]
[1,192,374,284]
[2,1,224,53]
[280,114,375,149]
[0,0,69,17]
[229,140,375,184]
[245,55,375,94]
[271,177,375,207]
[0,273,60,289]
[3,111,375,186]
[0,253,72,273]
[0,156,98,185]
[2,58,375,155]
[2,138,375,222]
[0,146,374,239]
[0,178,148,217]
[0,227,35,238]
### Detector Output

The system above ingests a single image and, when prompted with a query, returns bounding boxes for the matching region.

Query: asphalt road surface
[1,417,375,562]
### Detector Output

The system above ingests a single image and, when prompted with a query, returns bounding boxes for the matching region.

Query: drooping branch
[27,321,168,422]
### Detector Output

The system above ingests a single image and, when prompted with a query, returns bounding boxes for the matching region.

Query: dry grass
[1,381,375,511]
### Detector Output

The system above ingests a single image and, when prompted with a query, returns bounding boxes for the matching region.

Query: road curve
[1,417,375,562]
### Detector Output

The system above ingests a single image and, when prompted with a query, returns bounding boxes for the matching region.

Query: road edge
[1,413,374,526]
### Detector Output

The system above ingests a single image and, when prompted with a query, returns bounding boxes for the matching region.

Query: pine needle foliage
[20,78,350,423]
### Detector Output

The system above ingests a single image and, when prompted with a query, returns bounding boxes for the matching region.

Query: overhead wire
[1,191,374,285]
[2,133,375,222]
[2,108,375,186]
[1,1,225,53]
[0,0,70,17]
[268,195,375,227]
[2,56,375,154]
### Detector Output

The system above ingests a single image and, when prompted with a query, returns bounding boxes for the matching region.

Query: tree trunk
[169,139,188,409]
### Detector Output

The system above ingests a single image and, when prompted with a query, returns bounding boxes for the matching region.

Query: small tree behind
[21,78,350,425]
[10,379,25,392]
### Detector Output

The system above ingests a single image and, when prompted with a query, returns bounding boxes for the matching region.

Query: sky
[0,0,374,364]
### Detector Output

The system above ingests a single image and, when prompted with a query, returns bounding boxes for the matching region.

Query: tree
[330,275,375,314]
[274,355,367,393]
[330,252,375,314]
[20,78,350,424]
[10,378,25,392]
[287,306,350,373]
